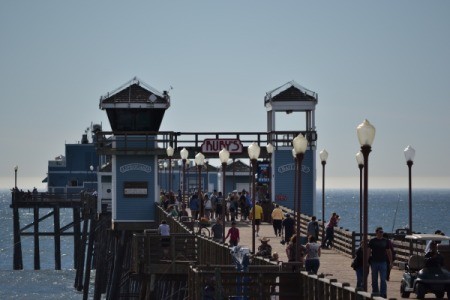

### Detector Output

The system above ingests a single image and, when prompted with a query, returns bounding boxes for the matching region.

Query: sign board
[123,181,148,198]
[257,161,270,184]
[201,139,243,154]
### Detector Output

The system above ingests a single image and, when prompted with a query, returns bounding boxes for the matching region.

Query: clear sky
[1,1,450,190]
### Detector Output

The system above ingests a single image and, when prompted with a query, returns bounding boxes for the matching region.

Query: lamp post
[14,165,18,189]
[404,145,415,255]
[195,152,205,217]
[219,148,230,242]
[356,119,376,292]
[248,142,260,254]
[205,160,209,193]
[89,165,94,191]
[292,148,297,218]
[166,146,174,193]
[319,149,328,245]
[266,143,274,202]
[180,148,189,205]
[356,151,364,238]
[292,134,308,262]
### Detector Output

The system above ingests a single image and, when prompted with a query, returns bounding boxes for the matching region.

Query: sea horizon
[1,176,449,191]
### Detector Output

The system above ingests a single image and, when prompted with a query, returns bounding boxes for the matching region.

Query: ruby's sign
[201,139,243,154]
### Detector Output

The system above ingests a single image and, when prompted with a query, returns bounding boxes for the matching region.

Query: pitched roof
[265,80,317,102]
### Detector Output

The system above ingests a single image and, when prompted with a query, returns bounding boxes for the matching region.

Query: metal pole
[168,157,172,193]
[296,153,304,262]
[198,165,203,218]
[361,145,371,292]
[407,160,413,255]
[182,159,186,205]
[251,158,257,254]
[359,164,363,237]
[222,162,227,242]
[321,161,326,244]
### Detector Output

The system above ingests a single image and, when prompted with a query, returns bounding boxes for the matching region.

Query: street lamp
[89,165,94,191]
[356,151,364,238]
[248,142,260,254]
[356,119,376,292]
[266,143,274,202]
[180,148,189,205]
[219,148,230,242]
[166,146,174,193]
[195,152,205,217]
[404,145,415,255]
[14,165,18,189]
[163,161,168,191]
[292,133,308,262]
[319,149,328,245]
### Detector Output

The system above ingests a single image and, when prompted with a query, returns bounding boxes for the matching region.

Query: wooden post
[12,205,23,270]
[73,206,81,269]
[54,205,61,270]
[83,216,97,300]
[75,205,89,291]
[34,205,40,270]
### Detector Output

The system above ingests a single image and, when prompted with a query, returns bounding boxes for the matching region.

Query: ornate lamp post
[319,149,328,244]
[166,146,174,193]
[219,148,230,242]
[292,148,297,217]
[180,148,189,205]
[292,134,308,262]
[404,145,415,255]
[195,152,205,217]
[248,142,260,254]
[356,151,364,238]
[356,119,376,292]
[266,143,274,202]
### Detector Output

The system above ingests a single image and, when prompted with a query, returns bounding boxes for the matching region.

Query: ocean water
[0,188,449,298]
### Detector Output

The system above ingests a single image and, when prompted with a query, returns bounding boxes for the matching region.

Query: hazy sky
[1,1,450,190]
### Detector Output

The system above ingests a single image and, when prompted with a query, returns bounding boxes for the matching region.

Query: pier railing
[132,205,401,299]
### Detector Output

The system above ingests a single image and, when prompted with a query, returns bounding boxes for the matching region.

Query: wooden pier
[10,189,92,271]
[12,190,450,299]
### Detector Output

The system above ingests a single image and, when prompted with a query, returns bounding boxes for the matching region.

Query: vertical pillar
[54,205,61,270]
[12,205,23,270]
[73,206,81,269]
[34,205,40,270]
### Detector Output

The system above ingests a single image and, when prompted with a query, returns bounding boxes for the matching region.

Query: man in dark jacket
[282,213,295,244]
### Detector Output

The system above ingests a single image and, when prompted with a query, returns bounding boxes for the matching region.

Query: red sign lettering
[201,139,243,154]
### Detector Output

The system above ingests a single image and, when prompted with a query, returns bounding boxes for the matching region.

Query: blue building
[44,126,100,195]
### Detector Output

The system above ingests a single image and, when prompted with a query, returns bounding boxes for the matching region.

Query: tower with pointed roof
[98,77,171,229]
[265,81,318,215]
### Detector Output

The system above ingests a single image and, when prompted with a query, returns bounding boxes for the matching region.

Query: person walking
[282,213,295,244]
[189,194,200,220]
[249,201,264,237]
[225,221,240,246]
[368,227,393,298]
[271,204,284,237]
[307,216,319,241]
[304,235,321,274]
[352,243,364,289]
[211,219,223,243]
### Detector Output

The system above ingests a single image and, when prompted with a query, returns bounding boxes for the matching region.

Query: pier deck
[232,219,437,299]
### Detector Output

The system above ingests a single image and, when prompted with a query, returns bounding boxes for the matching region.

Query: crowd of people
[158,190,448,299]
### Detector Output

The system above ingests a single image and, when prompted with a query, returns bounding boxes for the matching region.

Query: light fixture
[248,142,260,160]
[356,119,376,147]
[292,133,308,154]
[166,145,174,157]
[404,145,415,163]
